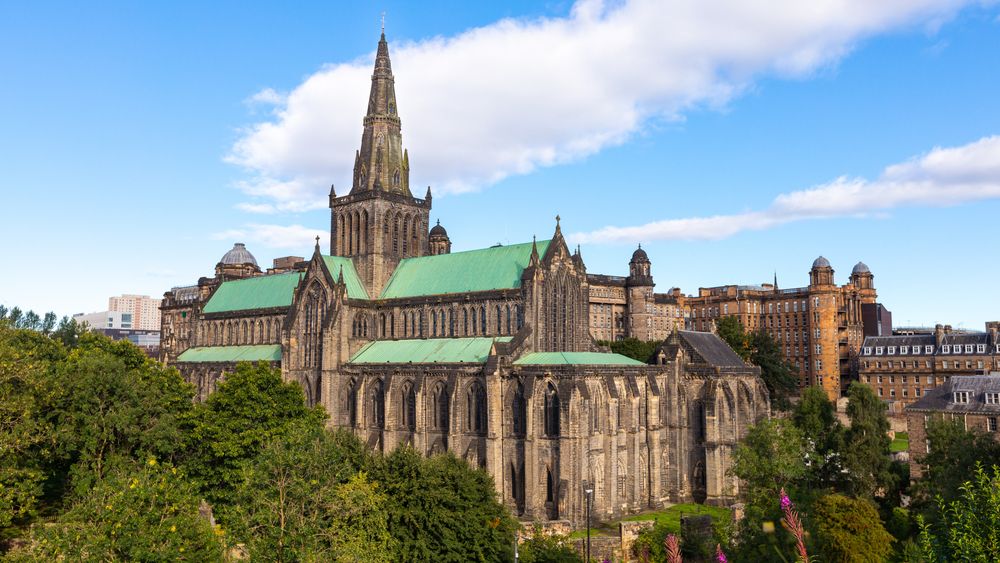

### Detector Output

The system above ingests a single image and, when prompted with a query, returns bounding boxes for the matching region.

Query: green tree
[227,423,379,561]
[729,419,810,562]
[518,525,582,563]
[325,472,396,562]
[43,333,195,499]
[918,463,1000,562]
[598,338,659,363]
[0,326,65,539]
[793,386,846,490]
[715,316,797,409]
[715,316,750,360]
[843,383,895,499]
[913,417,1000,507]
[183,362,326,509]
[40,312,57,334]
[376,447,517,562]
[51,316,87,348]
[811,493,894,563]
[7,460,225,562]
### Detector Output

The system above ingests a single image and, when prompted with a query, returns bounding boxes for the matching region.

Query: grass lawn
[891,431,909,453]
[567,503,730,540]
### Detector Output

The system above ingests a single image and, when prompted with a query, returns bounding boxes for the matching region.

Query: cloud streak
[227,0,980,213]
[212,224,327,250]
[571,135,1000,244]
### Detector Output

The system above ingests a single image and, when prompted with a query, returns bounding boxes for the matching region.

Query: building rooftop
[907,375,1000,414]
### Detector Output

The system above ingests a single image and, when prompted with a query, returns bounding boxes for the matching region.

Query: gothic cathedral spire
[351,31,410,196]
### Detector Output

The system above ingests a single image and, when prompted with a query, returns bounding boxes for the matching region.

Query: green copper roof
[176,344,282,363]
[349,337,512,364]
[203,272,302,313]
[322,256,370,300]
[513,352,646,366]
[379,240,551,299]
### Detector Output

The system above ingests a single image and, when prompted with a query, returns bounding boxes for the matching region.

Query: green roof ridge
[513,351,646,366]
[349,336,512,364]
[321,256,370,300]
[177,344,282,363]
[379,240,550,299]
[203,272,303,314]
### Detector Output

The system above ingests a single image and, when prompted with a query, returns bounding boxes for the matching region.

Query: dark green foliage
[794,386,846,490]
[518,525,582,563]
[811,493,894,563]
[51,316,87,348]
[918,464,1000,561]
[843,383,896,499]
[183,362,326,508]
[913,417,1000,507]
[226,423,388,561]
[597,338,659,362]
[7,460,224,562]
[715,316,797,410]
[44,333,195,500]
[375,447,517,562]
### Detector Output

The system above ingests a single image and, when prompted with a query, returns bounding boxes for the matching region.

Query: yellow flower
[179,547,185,553]
[147,458,157,466]
[105,504,113,510]
[170,525,176,533]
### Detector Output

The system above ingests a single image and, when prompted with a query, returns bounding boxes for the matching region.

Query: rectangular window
[954,391,970,404]
[876,346,884,355]
[978,361,985,370]
[863,347,872,355]
[888,361,894,369]
[900,346,909,355]
[990,417,998,433]
[965,344,974,354]
[816,359,822,371]
[890,389,896,398]
[877,375,883,384]
[926,361,932,369]
[916,388,922,396]
[926,345,934,354]
[878,387,883,397]
[888,346,896,355]
[890,375,895,383]
[978,344,986,354]
[942,345,951,354]
[913,346,920,355]
[987,393,1000,405]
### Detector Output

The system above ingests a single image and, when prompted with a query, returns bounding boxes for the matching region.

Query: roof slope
[379,240,551,299]
[322,256,370,300]
[513,352,646,366]
[203,272,302,313]
[349,337,512,364]
[679,331,747,367]
[177,344,282,363]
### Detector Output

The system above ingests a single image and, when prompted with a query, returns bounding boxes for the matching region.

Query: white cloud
[211,224,327,250]
[570,135,1000,244]
[227,0,980,213]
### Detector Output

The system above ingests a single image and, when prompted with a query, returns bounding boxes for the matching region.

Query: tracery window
[544,383,560,437]
[370,379,385,429]
[512,381,526,435]
[432,382,449,431]
[467,382,487,435]
[401,381,416,431]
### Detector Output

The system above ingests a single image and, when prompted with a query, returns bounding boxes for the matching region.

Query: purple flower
[716,544,728,563]
[780,489,792,511]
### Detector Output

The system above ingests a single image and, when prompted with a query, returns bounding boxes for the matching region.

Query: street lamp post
[584,487,593,562]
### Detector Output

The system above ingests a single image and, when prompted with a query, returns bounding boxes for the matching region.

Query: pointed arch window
[467,382,487,435]
[463,309,469,335]
[512,381,526,436]
[370,379,385,430]
[544,383,560,437]
[346,379,358,426]
[506,305,512,334]
[497,305,503,334]
[432,382,449,431]
[480,306,487,335]
[401,381,416,431]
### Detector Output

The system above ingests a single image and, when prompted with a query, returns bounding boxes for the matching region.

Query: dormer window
[965,344,974,354]
[954,391,970,404]
[977,344,986,354]
[986,392,1000,405]
[888,346,896,355]
[900,346,909,355]
[942,345,951,354]
[876,347,884,355]
[863,347,873,355]
[913,347,921,355]
[926,345,934,354]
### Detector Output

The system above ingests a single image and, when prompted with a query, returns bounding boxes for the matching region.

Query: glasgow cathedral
[160,33,770,526]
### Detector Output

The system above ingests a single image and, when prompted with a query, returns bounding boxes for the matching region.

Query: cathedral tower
[330,31,431,296]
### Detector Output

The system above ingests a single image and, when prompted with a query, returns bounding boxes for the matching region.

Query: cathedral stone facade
[160,33,770,525]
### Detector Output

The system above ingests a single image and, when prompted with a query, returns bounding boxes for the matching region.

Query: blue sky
[1,1,998,330]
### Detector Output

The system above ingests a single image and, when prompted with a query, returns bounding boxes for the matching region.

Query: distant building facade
[860,323,1000,416]
[108,294,162,331]
[586,247,686,343]
[678,259,879,400]
[74,310,134,330]
[159,33,770,526]
[906,373,1000,479]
